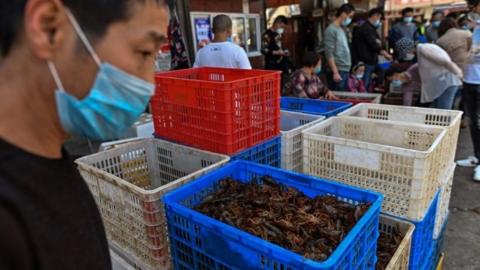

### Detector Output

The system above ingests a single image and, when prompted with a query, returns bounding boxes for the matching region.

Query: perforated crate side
[280,110,325,172]
[430,213,448,270]
[230,136,281,167]
[338,104,462,167]
[302,117,447,221]
[280,97,352,117]
[152,67,281,155]
[164,161,383,270]
[434,164,454,238]
[400,191,439,270]
[75,138,229,270]
[378,215,415,270]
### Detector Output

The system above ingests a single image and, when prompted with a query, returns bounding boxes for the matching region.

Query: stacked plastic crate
[76,139,230,269]
[163,161,383,270]
[301,103,461,269]
[152,67,282,167]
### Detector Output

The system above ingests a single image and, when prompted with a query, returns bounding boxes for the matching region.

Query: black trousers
[463,82,480,159]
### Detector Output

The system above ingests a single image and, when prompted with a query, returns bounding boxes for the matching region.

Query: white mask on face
[276,28,285,35]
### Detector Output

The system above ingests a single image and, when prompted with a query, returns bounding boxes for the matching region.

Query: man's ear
[24,0,67,60]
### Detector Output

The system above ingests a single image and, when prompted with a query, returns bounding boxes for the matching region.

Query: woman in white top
[416,43,463,109]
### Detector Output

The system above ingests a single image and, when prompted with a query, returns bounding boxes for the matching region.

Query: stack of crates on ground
[280,110,325,172]
[339,104,461,267]
[163,161,383,270]
[152,67,282,167]
[331,91,382,105]
[280,97,352,117]
[378,215,415,270]
[302,118,450,269]
[152,67,281,163]
[75,138,230,269]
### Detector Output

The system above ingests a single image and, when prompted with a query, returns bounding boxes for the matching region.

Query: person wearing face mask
[194,15,251,69]
[347,62,367,93]
[323,3,356,91]
[458,15,474,31]
[394,37,416,64]
[437,17,472,73]
[352,8,392,91]
[426,11,444,43]
[0,0,169,269]
[283,52,336,99]
[389,7,418,56]
[262,15,289,71]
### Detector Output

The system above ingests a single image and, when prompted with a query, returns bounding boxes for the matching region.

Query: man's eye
[139,51,154,59]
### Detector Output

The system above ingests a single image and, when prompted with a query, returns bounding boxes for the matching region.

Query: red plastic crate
[152,67,281,155]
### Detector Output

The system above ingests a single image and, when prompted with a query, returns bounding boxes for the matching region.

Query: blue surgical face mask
[374,20,382,28]
[432,21,441,28]
[227,36,233,42]
[314,66,322,75]
[462,25,472,30]
[391,79,403,88]
[403,17,413,23]
[48,10,154,141]
[342,18,352,26]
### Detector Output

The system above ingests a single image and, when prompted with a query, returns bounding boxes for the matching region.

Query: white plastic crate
[111,249,138,270]
[379,215,415,270]
[76,138,229,270]
[434,163,455,238]
[338,103,462,166]
[280,110,325,172]
[331,91,382,104]
[120,113,154,139]
[303,116,448,220]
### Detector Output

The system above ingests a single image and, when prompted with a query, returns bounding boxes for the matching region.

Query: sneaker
[474,166,480,182]
[456,156,479,167]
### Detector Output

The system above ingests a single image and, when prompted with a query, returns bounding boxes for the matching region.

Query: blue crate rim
[164,160,383,268]
[280,97,353,117]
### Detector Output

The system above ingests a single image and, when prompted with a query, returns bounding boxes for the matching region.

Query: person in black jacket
[352,8,392,90]
[0,1,169,269]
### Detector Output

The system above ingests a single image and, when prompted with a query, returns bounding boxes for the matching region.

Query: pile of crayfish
[376,229,403,270]
[194,176,370,261]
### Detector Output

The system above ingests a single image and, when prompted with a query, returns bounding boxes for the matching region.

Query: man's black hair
[368,8,384,18]
[468,0,480,7]
[301,51,320,68]
[401,7,414,17]
[0,0,165,57]
[336,4,355,17]
[431,11,444,19]
[274,15,288,25]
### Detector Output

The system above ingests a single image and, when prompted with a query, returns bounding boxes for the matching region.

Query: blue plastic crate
[428,212,448,270]
[377,61,392,70]
[280,97,352,118]
[164,160,383,270]
[230,136,280,167]
[387,191,439,270]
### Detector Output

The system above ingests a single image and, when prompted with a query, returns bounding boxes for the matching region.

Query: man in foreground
[0,0,168,269]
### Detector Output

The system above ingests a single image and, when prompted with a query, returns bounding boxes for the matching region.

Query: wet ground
[444,128,480,270]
